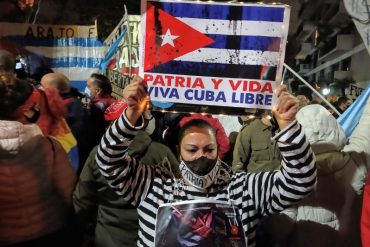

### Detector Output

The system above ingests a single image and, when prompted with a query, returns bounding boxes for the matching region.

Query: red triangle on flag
[144,3,215,72]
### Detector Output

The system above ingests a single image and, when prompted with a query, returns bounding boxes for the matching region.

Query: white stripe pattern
[179,18,285,37]
[96,113,316,247]
[54,68,100,81]
[25,46,105,59]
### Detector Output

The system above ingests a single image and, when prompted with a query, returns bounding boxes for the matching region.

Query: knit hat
[179,114,230,159]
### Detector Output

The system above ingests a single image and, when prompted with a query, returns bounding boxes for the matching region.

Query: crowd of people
[0,48,370,247]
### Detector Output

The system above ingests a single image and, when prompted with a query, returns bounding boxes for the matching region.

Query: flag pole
[283,63,341,116]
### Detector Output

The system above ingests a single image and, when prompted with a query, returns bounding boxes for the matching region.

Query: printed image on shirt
[155,200,246,247]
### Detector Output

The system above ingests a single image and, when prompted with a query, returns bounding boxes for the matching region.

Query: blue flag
[100,29,126,70]
[338,84,370,138]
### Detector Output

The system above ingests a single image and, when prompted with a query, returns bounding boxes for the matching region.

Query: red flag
[144,3,214,71]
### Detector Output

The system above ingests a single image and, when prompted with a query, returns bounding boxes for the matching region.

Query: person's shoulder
[240,118,260,131]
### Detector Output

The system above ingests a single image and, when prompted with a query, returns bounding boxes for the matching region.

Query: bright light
[322,88,330,96]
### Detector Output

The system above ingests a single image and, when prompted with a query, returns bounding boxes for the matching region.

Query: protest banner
[104,14,141,98]
[0,22,104,91]
[139,0,290,114]
[155,199,246,247]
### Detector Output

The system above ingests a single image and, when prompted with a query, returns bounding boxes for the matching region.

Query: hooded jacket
[0,121,77,245]
[284,103,369,247]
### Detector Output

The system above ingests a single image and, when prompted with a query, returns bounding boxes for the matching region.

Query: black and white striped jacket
[96,113,316,247]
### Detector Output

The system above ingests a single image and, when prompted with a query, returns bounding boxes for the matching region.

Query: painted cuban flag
[0,22,104,91]
[140,0,290,111]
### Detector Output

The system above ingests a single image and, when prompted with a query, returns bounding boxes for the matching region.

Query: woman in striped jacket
[96,76,317,247]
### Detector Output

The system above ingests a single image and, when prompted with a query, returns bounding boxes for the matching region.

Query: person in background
[276,103,369,247]
[0,49,15,72]
[40,72,85,141]
[232,109,282,173]
[0,50,80,172]
[85,73,116,112]
[333,96,352,118]
[96,76,316,246]
[232,109,283,246]
[73,99,179,247]
[79,73,116,167]
[237,108,258,126]
[296,95,310,109]
[0,55,77,246]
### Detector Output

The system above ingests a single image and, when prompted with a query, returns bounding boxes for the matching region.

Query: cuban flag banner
[0,22,104,91]
[139,0,290,113]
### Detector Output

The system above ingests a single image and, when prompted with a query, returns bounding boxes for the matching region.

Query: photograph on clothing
[155,199,246,247]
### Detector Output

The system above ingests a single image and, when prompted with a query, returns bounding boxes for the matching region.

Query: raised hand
[272,85,299,130]
[122,76,149,125]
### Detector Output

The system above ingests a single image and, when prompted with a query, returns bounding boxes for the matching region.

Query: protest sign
[104,15,141,98]
[0,22,104,91]
[139,0,290,114]
[155,199,246,247]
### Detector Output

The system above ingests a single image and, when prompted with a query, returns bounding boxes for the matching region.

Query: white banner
[139,0,290,113]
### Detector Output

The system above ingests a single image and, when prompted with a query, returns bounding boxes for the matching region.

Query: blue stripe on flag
[68,145,80,172]
[2,36,104,47]
[148,60,277,80]
[50,57,102,68]
[153,1,285,22]
[205,35,281,51]
[100,29,127,70]
[70,80,87,92]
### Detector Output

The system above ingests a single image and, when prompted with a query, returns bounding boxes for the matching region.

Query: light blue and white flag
[0,22,104,91]
[338,84,370,138]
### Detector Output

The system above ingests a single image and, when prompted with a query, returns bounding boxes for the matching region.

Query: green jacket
[73,131,179,247]
[232,118,281,173]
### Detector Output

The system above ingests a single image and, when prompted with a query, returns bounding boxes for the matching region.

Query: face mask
[183,156,218,176]
[179,157,220,190]
[84,86,91,98]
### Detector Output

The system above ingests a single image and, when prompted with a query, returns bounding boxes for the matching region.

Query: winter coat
[61,93,85,139]
[73,130,179,247]
[232,118,281,173]
[78,95,115,166]
[0,121,77,245]
[282,103,369,247]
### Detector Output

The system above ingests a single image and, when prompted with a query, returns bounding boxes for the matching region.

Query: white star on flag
[160,29,179,47]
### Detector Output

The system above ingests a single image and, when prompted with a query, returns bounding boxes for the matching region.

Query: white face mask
[84,86,91,98]
[179,159,220,191]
